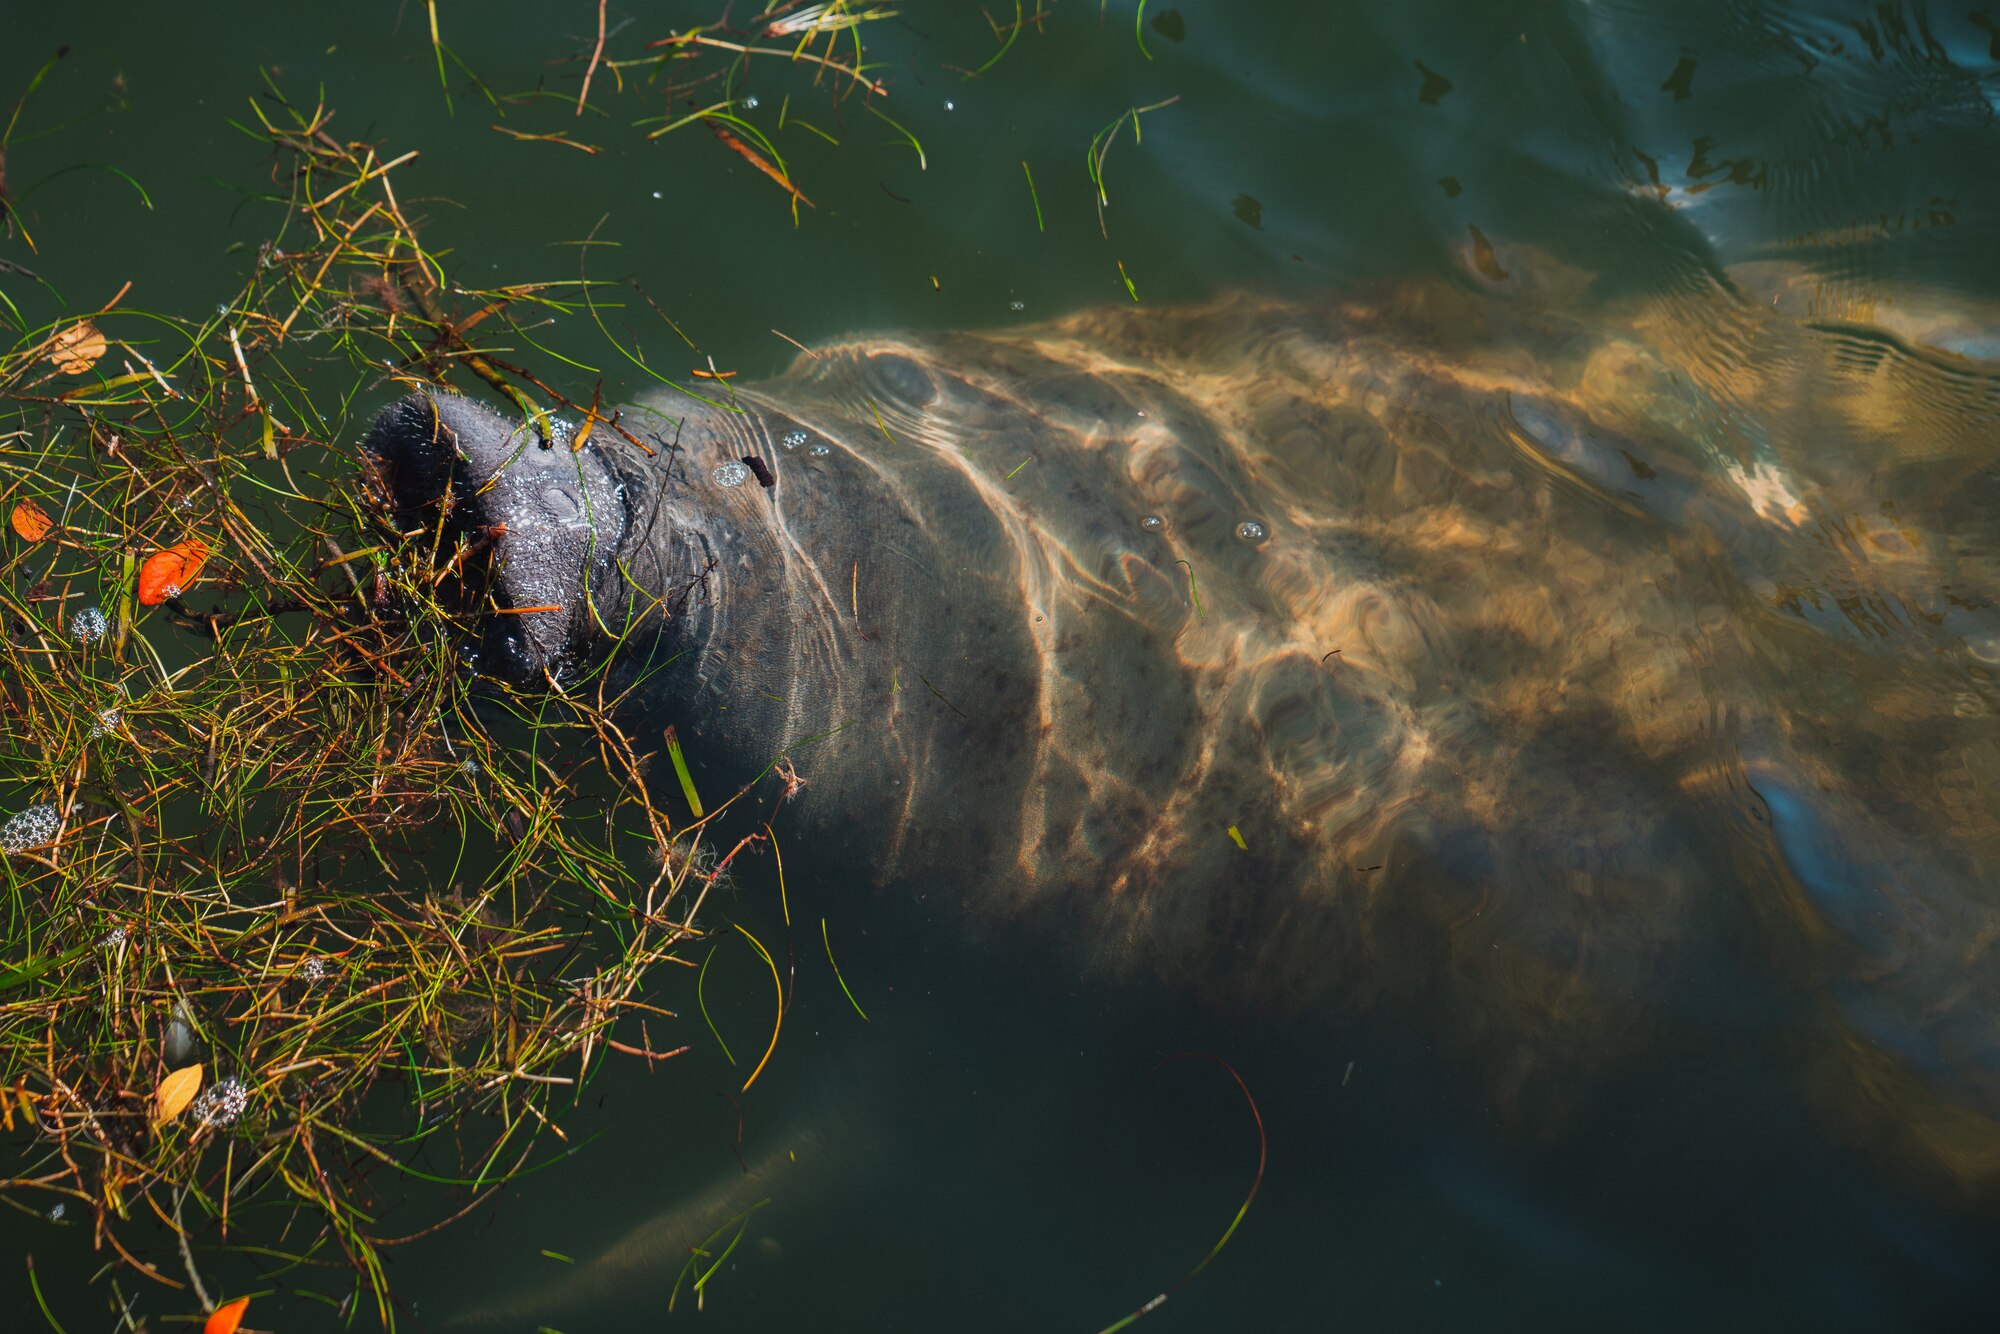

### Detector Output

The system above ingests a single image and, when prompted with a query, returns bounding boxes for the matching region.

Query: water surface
[4,2,1999,1329]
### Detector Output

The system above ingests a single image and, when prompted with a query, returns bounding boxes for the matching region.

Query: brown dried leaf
[155,1063,203,1124]
[46,321,107,375]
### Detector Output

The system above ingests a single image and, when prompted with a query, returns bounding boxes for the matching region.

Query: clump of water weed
[0,80,740,1328]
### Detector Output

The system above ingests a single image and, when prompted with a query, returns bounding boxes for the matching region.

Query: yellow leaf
[155,1063,203,1124]
[46,321,107,375]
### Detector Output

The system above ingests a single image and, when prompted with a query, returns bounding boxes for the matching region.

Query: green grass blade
[821,918,869,1022]
[664,724,704,817]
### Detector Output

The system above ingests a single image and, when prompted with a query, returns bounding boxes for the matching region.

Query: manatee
[362,273,2000,1205]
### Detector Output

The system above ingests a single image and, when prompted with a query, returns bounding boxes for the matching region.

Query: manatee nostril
[870,353,936,405]
[361,393,460,525]
[477,620,541,683]
[363,389,628,685]
[542,486,582,522]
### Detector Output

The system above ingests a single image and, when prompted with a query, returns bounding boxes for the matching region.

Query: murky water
[6,2,2000,1330]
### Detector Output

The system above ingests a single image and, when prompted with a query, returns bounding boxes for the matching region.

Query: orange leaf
[10,500,52,542]
[46,321,108,375]
[155,1063,203,1124]
[137,540,211,605]
[203,1296,251,1334]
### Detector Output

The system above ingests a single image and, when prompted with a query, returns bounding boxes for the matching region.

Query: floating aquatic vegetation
[0,86,731,1328]
[763,2,895,38]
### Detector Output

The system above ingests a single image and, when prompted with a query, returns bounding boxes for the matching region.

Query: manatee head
[361,391,640,683]
[361,383,816,715]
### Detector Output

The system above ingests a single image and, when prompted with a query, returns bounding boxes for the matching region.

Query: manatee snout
[361,390,635,682]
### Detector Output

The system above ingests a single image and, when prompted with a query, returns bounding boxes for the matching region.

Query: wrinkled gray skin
[364,273,2000,1205]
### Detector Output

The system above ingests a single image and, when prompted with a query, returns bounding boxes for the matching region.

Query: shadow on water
[409,880,2000,1333]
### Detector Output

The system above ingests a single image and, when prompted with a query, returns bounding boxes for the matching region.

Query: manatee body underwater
[364,275,2000,1327]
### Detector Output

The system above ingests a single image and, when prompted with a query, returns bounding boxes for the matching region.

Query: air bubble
[808,443,832,457]
[712,461,752,488]
[1140,514,1164,531]
[1009,300,1026,312]
[70,606,108,645]
[190,1076,250,1130]
[1235,520,1268,542]
[782,430,809,450]
[1,803,59,853]
[741,94,760,110]
[943,99,955,111]
[88,707,120,741]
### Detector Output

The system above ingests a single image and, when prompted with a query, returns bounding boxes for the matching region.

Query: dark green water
[6,2,2000,1330]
